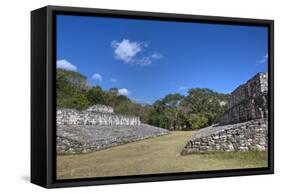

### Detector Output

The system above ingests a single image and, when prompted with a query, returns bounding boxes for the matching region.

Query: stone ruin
[57,104,169,154]
[57,104,141,126]
[86,104,114,113]
[220,72,268,125]
[182,72,268,154]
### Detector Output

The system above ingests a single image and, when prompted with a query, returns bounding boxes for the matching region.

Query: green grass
[57,131,268,179]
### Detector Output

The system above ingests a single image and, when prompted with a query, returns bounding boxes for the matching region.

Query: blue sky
[56,15,268,104]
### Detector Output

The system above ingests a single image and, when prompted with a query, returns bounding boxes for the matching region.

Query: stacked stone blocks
[57,105,141,126]
[220,72,268,125]
[182,72,268,154]
[57,104,168,154]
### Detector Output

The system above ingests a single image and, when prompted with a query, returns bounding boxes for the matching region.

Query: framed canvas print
[31,5,274,188]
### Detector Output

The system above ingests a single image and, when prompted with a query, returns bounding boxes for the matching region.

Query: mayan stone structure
[220,72,268,125]
[182,72,268,154]
[57,105,141,126]
[57,104,169,154]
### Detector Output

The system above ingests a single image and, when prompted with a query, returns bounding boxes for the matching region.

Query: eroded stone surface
[57,105,141,126]
[86,104,114,114]
[57,124,169,154]
[57,104,169,154]
[182,72,269,154]
[181,119,268,154]
[220,72,268,125]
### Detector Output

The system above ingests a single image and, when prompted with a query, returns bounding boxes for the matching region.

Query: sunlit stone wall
[220,72,268,125]
[57,105,141,126]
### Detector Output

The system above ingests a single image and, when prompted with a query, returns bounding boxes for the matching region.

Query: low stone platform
[181,119,268,155]
[57,124,169,154]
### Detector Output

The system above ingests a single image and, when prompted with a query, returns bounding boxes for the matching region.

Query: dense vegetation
[57,68,229,130]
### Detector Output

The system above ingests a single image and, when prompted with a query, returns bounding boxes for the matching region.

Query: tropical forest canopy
[57,68,229,131]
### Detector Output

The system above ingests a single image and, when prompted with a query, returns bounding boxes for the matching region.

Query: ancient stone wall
[57,105,141,126]
[182,119,268,154]
[228,72,268,109]
[220,72,268,125]
[57,104,169,154]
[85,104,114,113]
[220,93,268,125]
[57,124,169,154]
[182,72,269,154]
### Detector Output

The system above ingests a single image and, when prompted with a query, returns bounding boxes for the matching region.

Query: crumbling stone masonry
[220,72,268,125]
[57,105,141,126]
[181,119,268,154]
[57,104,169,154]
[182,72,268,154]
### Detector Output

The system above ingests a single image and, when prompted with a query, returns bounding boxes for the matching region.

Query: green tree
[161,93,184,108]
[64,93,89,110]
[87,86,105,105]
[56,68,90,110]
[56,68,229,131]
[180,88,229,126]
[186,113,209,130]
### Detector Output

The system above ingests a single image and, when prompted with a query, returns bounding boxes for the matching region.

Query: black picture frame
[31,5,274,188]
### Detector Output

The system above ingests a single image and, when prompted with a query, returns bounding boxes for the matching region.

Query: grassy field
[57,131,268,179]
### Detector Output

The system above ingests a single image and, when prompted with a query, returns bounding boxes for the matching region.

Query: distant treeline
[57,68,229,130]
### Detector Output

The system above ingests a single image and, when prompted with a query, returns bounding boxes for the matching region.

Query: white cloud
[56,59,77,71]
[92,73,102,82]
[110,78,117,83]
[111,39,162,66]
[130,97,151,105]
[151,53,163,59]
[179,86,188,90]
[118,88,130,96]
[131,56,152,66]
[257,53,268,64]
[111,39,142,63]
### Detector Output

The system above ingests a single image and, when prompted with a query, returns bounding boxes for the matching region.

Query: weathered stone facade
[220,72,268,125]
[57,104,169,154]
[85,104,114,114]
[182,72,268,154]
[57,124,169,154]
[57,104,141,126]
[181,119,268,154]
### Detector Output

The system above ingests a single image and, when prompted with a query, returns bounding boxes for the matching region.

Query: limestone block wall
[220,93,268,125]
[85,104,114,113]
[220,72,268,125]
[182,119,268,154]
[57,106,141,126]
[182,72,269,154]
[228,72,268,109]
[57,124,169,154]
[56,105,170,154]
